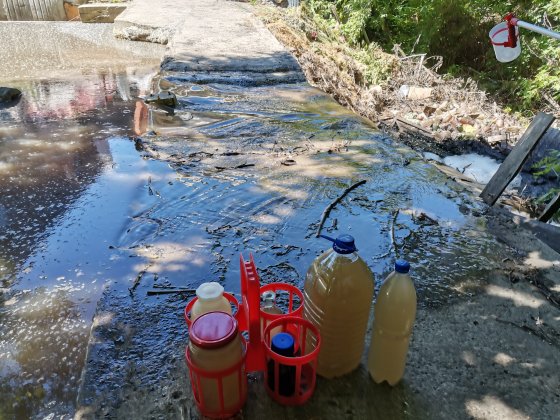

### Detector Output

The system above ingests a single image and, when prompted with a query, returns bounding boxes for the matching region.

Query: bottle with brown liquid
[367,260,416,385]
[303,234,374,378]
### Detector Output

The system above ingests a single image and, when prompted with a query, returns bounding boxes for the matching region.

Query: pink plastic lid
[190,311,238,349]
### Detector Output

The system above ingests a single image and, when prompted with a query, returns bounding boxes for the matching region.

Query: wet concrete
[0,22,165,80]
[0,63,163,417]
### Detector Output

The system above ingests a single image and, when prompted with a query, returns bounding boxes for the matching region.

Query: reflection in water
[0,70,154,418]
[0,70,151,277]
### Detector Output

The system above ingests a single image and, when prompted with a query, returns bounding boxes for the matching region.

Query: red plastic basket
[185,341,247,419]
[184,292,240,327]
[263,316,321,406]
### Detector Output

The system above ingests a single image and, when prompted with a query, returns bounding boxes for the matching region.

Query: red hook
[504,13,519,48]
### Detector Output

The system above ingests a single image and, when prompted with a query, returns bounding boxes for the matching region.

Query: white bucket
[490,22,521,63]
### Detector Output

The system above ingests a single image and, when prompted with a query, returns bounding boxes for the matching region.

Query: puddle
[0,70,178,418]
[1,67,514,417]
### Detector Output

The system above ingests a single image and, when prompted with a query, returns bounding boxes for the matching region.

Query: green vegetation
[302,0,560,219]
[303,0,560,114]
[533,150,560,221]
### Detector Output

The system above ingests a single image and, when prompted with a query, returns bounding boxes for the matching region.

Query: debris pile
[259,7,528,155]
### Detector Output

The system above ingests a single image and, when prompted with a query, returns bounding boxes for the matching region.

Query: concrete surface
[114,0,304,82]
[0,22,165,80]
[79,3,127,23]
[163,0,301,73]
[113,0,187,44]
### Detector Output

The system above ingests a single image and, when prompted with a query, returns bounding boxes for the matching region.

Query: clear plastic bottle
[191,282,232,322]
[303,234,374,378]
[261,291,283,338]
[367,260,417,385]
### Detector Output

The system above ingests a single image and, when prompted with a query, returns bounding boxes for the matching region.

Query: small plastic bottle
[261,291,283,337]
[191,282,232,322]
[267,332,296,397]
[367,260,417,385]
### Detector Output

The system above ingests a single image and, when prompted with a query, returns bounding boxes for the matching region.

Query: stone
[407,86,432,100]
[79,3,127,23]
[487,134,507,144]
[144,91,178,108]
[0,87,21,102]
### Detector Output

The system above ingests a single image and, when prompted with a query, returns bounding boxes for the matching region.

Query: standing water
[0,21,165,418]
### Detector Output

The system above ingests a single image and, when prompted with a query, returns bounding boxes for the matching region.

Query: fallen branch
[395,117,433,135]
[390,209,400,257]
[129,267,150,296]
[529,277,560,310]
[147,289,196,296]
[316,180,367,237]
[495,318,559,347]
[215,163,255,171]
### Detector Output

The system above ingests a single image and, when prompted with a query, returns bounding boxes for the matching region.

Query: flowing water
[0,63,514,417]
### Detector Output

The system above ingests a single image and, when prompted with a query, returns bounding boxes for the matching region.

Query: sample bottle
[367,260,417,386]
[188,311,246,414]
[267,332,296,397]
[303,234,374,378]
[261,291,283,338]
[191,282,232,322]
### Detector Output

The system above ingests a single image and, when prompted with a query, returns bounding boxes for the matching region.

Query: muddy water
[136,76,508,302]
[1,69,512,418]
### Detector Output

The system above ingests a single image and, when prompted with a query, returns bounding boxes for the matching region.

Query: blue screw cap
[271,332,295,357]
[320,234,357,254]
[395,260,410,274]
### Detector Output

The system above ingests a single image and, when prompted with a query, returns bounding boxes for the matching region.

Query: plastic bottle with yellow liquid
[303,234,374,378]
[367,260,416,385]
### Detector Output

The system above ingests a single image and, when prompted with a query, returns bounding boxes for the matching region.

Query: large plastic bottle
[367,260,417,385]
[191,282,232,322]
[303,234,374,378]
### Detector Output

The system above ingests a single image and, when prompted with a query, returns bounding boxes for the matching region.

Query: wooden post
[539,192,560,223]
[480,112,556,206]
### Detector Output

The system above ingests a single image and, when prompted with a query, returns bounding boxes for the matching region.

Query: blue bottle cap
[320,234,357,254]
[395,260,410,274]
[271,332,295,357]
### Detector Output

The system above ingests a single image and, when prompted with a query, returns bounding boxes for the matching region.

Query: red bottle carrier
[185,345,247,418]
[263,316,321,406]
[185,312,247,419]
[184,253,321,416]
[184,292,239,327]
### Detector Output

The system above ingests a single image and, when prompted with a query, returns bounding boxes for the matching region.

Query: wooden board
[539,192,560,223]
[481,112,556,206]
[2,0,66,21]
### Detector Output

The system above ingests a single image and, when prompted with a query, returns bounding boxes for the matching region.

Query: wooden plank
[3,0,66,21]
[480,112,555,205]
[539,192,560,223]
